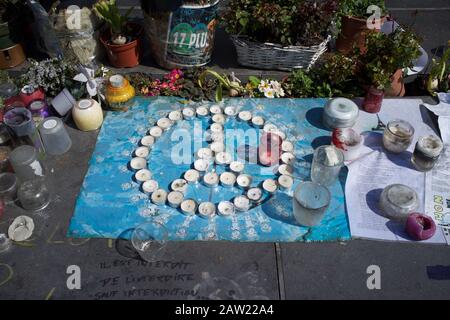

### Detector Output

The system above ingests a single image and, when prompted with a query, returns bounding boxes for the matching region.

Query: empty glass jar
[293,181,331,227]
[0,172,18,204]
[383,120,414,153]
[311,145,344,186]
[131,220,168,262]
[17,178,51,211]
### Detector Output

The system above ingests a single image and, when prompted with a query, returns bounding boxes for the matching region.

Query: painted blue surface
[68,97,351,242]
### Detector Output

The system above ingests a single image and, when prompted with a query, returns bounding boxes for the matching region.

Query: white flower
[264,88,275,98]
[258,80,270,93]
[276,87,285,97]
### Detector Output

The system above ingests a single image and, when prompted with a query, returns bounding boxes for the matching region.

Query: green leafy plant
[427,45,450,94]
[222,0,338,46]
[93,0,134,43]
[356,28,421,90]
[337,0,386,18]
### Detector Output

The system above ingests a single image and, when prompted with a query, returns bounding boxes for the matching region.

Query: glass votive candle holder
[379,184,419,220]
[131,220,168,262]
[0,172,18,204]
[8,145,45,182]
[17,177,51,211]
[411,135,443,172]
[293,181,331,227]
[331,128,364,161]
[383,120,414,153]
[311,145,344,186]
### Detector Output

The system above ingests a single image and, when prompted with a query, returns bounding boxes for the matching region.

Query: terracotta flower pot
[385,69,405,97]
[336,15,386,55]
[0,43,26,69]
[100,23,143,68]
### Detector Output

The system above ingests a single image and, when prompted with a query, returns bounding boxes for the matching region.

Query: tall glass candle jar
[362,86,384,113]
[72,99,103,131]
[17,177,51,211]
[4,108,36,137]
[105,75,135,111]
[38,117,72,155]
[258,132,282,166]
[28,99,51,124]
[293,181,331,227]
[311,145,344,186]
[8,145,45,182]
[383,119,414,153]
[411,135,443,172]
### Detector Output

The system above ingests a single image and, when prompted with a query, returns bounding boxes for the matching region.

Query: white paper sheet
[345,99,446,243]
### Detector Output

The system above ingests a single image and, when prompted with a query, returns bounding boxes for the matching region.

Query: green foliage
[357,28,421,89]
[93,0,134,35]
[427,45,450,94]
[222,0,338,46]
[338,0,386,18]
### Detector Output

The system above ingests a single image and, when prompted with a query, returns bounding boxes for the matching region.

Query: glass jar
[28,99,51,124]
[131,220,168,262]
[72,98,103,131]
[323,98,359,129]
[379,184,419,220]
[8,145,45,182]
[0,172,18,203]
[258,132,282,166]
[311,145,344,186]
[105,75,135,111]
[293,181,331,227]
[362,86,384,113]
[17,177,51,211]
[383,120,414,153]
[411,135,443,172]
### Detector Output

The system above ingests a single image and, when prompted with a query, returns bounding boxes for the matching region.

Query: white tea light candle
[140,135,155,147]
[135,169,152,182]
[262,178,278,193]
[149,126,163,138]
[218,201,235,216]
[210,141,225,153]
[220,172,236,188]
[198,202,216,219]
[247,187,263,202]
[210,123,223,134]
[203,172,219,187]
[212,114,226,125]
[281,152,295,165]
[238,110,252,122]
[209,105,223,115]
[182,107,195,120]
[278,164,294,176]
[167,191,184,208]
[157,117,172,130]
[171,179,188,194]
[194,159,209,172]
[184,169,200,184]
[278,175,293,190]
[251,116,265,128]
[130,157,146,170]
[196,148,214,160]
[168,110,182,122]
[196,106,209,117]
[151,189,167,205]
[134,146,149,158]
[215,151,232,165]
[224,106,238,117]
[233,195,251,212]
[142,179,159,194]
[229,161,245,174]
[281,141,294,152]
[236,174,252,189]
[181,199,197,215]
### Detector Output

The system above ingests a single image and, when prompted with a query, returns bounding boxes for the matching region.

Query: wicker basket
[230,35,331,71]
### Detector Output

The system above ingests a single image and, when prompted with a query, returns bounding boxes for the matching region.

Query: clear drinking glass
[293,181,331,227]
[383,120,414,153]
[131,220,169,262]
[311,145,344,186]
[17,178,51,211]
[0,172,18,204]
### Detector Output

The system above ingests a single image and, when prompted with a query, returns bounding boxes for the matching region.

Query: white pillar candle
[140,135,155,147]
[209,105,223,115]
[218,201,235,216]
[194,159,210,172]
[238,110,252,122]
[247,187,263,202]
[212,114,226,125]
[224,106,238,117]
[182,107,195,120]
[229,161,245,174]
[278,174,293,190]
[198,202,216,219]
[278,164,294,176]
[151,189,167,205]
[281,141,294,153]
[135,169,152,182]
[168,110,182,122]
[157,117,173,130]
[167,191,184,208]
[142,179,159,194]
[130,157,146,170]
[149,126,163,138]
[210,123,223,134]
[263,123,278,133]
[262,178,278,193]
[203,172,219,187]
[134,146,149,158]
[196,147,214,160]
[184,169,200,184]
[170,178,188,194]
[251,116,265,128]
[181,199,197,215]
[196,106,209,117]
[210,141,225,153]
[281,152,295,165]
[220,172,236,188]
[236,174,252,189]
[233,195,250,212]
[215,151,232,165]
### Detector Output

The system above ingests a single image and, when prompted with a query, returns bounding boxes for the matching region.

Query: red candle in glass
[19,85,45,108]
[258,132,282,166]
[362,86,384,113]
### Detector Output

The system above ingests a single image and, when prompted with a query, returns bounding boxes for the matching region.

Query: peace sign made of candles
[129,104,296,219]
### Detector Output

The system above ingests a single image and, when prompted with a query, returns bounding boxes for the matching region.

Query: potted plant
[426,45,450,95]
[359,29,421,112]
[335,0,387,55]
[0,0,26,69]
[222,0,338,70]
[94,0,142,68]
